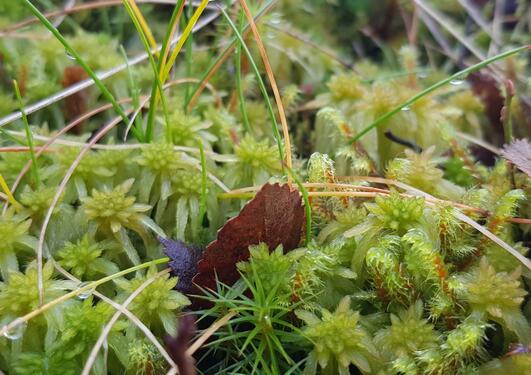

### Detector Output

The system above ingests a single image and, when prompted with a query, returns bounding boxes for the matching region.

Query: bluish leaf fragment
[159,236,202,293]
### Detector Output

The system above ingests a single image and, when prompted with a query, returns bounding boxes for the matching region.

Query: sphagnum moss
[0,2,529,375]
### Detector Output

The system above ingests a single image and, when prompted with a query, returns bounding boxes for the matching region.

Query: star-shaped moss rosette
[82,178,163,264]
[115,266,190,335]
[0,208,36,280]
[296,296,379,374]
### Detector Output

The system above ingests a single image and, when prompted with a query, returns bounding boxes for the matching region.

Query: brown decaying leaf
[61,66,89,132]
[467,71,504,141]
[192,183,305,292]
[501,138,531,177]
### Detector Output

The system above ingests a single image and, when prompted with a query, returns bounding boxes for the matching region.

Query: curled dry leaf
[501,138,531,177]
[192,183,305,292]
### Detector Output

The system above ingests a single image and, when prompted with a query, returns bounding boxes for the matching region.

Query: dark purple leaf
[159,237,202,293]
[165,314,197,375]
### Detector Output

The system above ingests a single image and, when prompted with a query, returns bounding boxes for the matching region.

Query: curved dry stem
[0,7,221,129]
[35,111,133,305]
[81,269,173,375]
[4,98,132,215]
[6,131,237,162]
[124,77,222,140]
[0,146,56,153]
[186,310,237,356]
[51,260,178,371]
[220,182,483,214]
[2,0,218,32]
[186,0,277,112]
[238,0,292,179]
[0,257,168,337]
[455,131,501,155]
[266,23,353,70]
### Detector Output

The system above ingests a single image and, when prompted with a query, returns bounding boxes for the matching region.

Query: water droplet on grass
[450,79,464,86]
[65,50,76,60]
[3,319,26,340]
[77,281,94,300]
[401,106,410,111]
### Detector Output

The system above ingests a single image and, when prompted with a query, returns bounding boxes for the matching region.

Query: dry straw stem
[455,131,501,155]
[238,0,293,177]
[6,131,237,164]
[186,0,277,111]
[0,258,169,338]
[4,76,223,214]
[124,77,222,140]
[53,261,178,371]
[125,0,158,53]
[0,4,221,128]
[6,130,231,193]
[186,311,237,355]
[2,0,218,33]
[34,109,135,305]
[81,269,173,375]
[222,179,531,270]
[0,147,56,153]
[414,0,487,62]
[160,0,211,83]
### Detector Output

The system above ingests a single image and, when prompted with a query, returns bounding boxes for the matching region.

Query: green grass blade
[21,0,143,142]
[145,0,184,142]
[120,45,144,139]
[236,10,251,133]
[183,1,194,108]
[121,0,170,142]
[0,127,27,146]
[219,6,285,167]
[349,45,529,143]
[198,139,208,225]
[161,0,210,82]
[185,0,276,109]
[13,80,40,187]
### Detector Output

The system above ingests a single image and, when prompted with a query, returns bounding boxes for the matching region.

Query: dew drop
[77,281,95,300]
[65,50,76,60]
[3,319,27,340]
[450,79,464,86]
[401,106,410,112]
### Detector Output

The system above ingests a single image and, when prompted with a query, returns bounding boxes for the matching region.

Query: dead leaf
[501,138,531,177]
[192,183,305,292]
[61,66,89,132]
